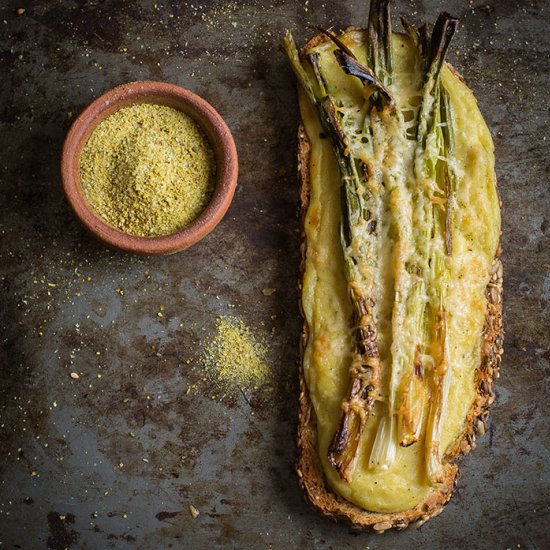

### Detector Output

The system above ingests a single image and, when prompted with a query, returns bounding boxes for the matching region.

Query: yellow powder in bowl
[80,103,216,237]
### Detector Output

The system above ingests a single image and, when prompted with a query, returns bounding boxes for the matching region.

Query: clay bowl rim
[61,81,238,255]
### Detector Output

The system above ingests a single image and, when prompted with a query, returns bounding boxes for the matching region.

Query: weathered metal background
[0,0,548,548]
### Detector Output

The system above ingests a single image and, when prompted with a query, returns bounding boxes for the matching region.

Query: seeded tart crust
[295,32,503,532]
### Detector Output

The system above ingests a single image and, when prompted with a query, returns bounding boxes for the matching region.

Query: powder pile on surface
[201,316,271,390]
[80,103,215,237]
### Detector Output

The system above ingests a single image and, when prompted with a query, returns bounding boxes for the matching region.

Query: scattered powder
[201,316,271,390]
[80,103,215,237]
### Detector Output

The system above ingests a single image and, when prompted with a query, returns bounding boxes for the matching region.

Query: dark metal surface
[0,0,548,548]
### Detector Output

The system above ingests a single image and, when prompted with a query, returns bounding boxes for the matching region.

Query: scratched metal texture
[0,0,548,548]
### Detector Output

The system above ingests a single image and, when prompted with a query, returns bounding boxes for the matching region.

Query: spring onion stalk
[324,0,421,471]
[423,17,457,484]
[402,14,456,454]
[364,0,421,469]
[283,31,382,482]
[372,11,457,464]
[424,85,456,483]
[394,88,442,448]
[323,0,414,477]
[367,0,393,86]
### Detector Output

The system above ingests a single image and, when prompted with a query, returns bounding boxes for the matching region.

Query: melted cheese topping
[300,31,500,513]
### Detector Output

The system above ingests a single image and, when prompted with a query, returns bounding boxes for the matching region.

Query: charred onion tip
[317,26,358,59]
[333,50,394,105]
[400,16,411,27]
[371,0,391,35]
[312,24,336,34]
[316,25,334,36]
[400,16,420,43]
[334,50,367,77]
[430,12,459,63]
[369,0,390,19]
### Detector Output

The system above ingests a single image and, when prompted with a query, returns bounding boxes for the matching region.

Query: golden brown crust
[295,32,503,531]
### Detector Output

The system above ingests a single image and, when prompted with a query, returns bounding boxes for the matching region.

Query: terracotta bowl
[61,81,238,255]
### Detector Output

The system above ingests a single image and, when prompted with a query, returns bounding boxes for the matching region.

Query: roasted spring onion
[369,11,458,469]
[424,85,457,483]
[283,29,384,482]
